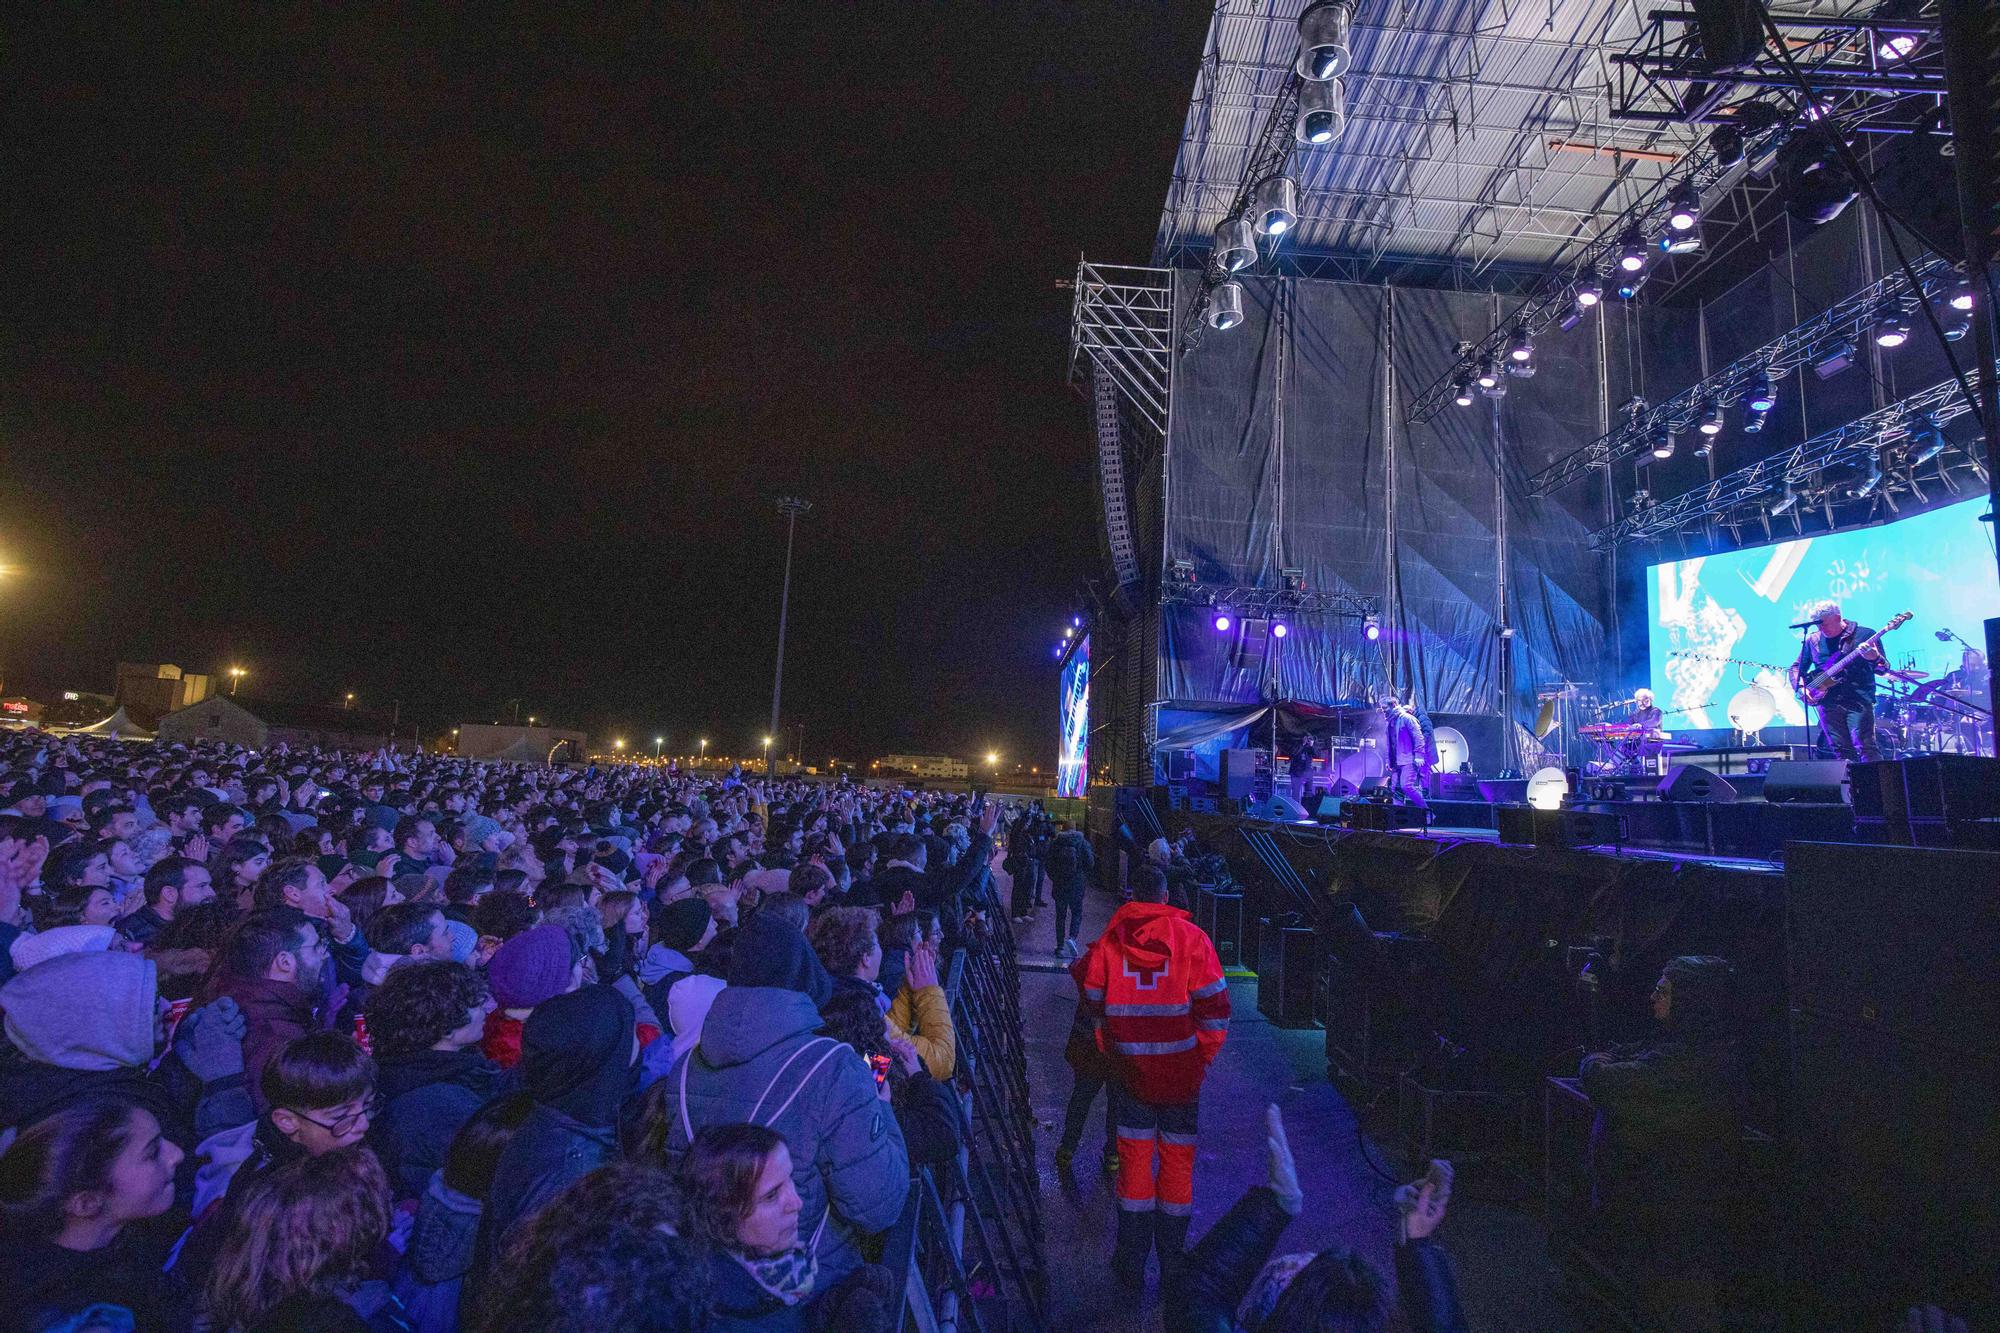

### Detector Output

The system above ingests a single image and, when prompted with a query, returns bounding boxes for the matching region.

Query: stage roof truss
[1532,250,1962,496]
[1160,581,1378,619]
[1589,363,1996,550]
[1068,260,1175,437]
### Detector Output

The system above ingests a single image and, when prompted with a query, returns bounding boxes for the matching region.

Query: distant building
[453,723,588,763]
[156,695,392,752]
[115,664,214,728]
[0,697,44,724]
[879,753,970,779]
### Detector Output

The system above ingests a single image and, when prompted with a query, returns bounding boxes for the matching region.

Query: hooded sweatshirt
[1,950,158,1070]
[660,984,907,1286]
[1076,900,1229,1105]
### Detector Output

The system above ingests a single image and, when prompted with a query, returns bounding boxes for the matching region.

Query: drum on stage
[1726,685,1777,733]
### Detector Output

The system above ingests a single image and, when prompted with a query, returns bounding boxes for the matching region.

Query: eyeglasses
[292,1093,383,1138]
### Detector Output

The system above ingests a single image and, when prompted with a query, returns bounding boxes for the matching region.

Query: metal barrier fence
[880,890,1048,1330]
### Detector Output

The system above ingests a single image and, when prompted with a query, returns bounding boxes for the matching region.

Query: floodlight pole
[770,497,813,748]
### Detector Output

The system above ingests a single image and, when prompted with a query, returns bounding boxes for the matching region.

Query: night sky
[1,5,1211,765]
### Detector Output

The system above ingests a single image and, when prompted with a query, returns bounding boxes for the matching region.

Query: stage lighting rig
[1214,218,1257,273]
[1296,78,1345,145]
[1271,620,1288,639]
[1651,427,1676,460]
[1296,1,1353,81]
[1506,324,1533,365]
[1666,181,1700,232]
[1870,300,1911,349]
[1746,372,1777,413]
[1362,614,1381,643]
[1474,357,1500,391]
[1616,227,1648,274]
[1873,0,1927,61]
[1743,408,1769,435]
[1906,413,1948,465]
[1252,175,1298,236]
[1575,275,1603,309]
[1452,375,1475,408]
[1212,610,1233,633]
[1699,401,1724,437]
[1208,282,1246,331]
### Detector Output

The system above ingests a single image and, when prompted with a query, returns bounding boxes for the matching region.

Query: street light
[699,737,708,765]
[527,715,537,726]
[762,735,772,772]
[228,667,246,696]
[654,736,664,759]
[986,751,999,767]
[614,738,626,754]
[344,692,355,709]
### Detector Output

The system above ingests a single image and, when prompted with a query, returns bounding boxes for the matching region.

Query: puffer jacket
[393,1170,482,1333]
[885,981,956,1081]
[659,984,909,1284]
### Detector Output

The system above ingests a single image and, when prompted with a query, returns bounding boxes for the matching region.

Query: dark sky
[1,4,1210,765]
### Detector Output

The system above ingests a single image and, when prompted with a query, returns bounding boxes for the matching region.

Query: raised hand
[1264,1105,1302,1215]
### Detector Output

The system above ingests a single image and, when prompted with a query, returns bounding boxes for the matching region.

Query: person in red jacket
[1075,863,1229,1287]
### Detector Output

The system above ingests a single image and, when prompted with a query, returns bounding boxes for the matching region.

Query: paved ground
[1001,871,1579,1331]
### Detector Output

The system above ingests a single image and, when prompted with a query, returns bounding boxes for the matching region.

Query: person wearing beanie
[480,923,580,1070]
[638,913,906,1289]
[473,985,638,1292]
[637,896,716,1022]
[459,814,507,856]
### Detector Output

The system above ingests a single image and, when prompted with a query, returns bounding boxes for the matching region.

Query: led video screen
[1647,499,1999,729]
[1057,636,1089,798]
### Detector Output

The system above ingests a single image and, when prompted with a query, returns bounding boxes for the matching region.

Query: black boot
[1154,1213,1193,1287]
[1110,1208,1154,1288]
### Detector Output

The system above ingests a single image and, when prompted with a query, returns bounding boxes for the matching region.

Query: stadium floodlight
[1296,78,1345,145]
[1296,1,1353,80]
[1214,217,1258,273]
[1208,281,1245,331]
[1252,175,1298,236]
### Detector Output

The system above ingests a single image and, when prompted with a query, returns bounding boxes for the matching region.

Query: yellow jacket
[887,982,956,1081]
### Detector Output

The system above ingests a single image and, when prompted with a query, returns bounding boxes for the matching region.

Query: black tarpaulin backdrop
[1162,271,1687,722]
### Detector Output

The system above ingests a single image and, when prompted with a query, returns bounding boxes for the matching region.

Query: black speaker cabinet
[1194,884,1244,970]
[1763,759,1850,804]
[1655,763,1738,803]
[1255,915,1320,1029]
[1164,748,1195,781]
[1496,805,1624,850]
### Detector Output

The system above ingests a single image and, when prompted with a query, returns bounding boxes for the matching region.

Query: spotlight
[1746,371,1777,413]
[1666,181,1700,232]
[1694,437,1712,460]
[1711,123,1744,168]
[1743,408,1769,435]
[1651,427,1676,460]
[1617,227,1648,273]
[1813,340,1857,379]
[1507,323,1534,364]
[1575,275,1603,308]
[1271,621,1288,639]
[1875,2,1925,62]
[1851,451,1884,499]
[1363,614,1381,642]
[1770,483,1799,517]
[1252,175,1298,236]
[1878,30,1921,61]
[1871,301,1911,349]
[1214,217,1258,273]
[1699,401,1724,436]
[1452,374,1475,407]
[1296,1,1353,80]
[1296,78,1345,145]
[1474,357,1499,390]
[1064,626,1074,639]
[1616,274,1643,301]
[1073,615,1083,628]
[1907,413,1948,465]
[1657,231,1702,256]
[1213,611,1233,633]
[1949,283,1976,313]
[1780,128,1859,227]
[1208,281,1245,331]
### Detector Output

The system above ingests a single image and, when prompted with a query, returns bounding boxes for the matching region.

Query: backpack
[1047,837,1079,880]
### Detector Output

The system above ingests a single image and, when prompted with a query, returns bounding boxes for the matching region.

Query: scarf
[732,1243,818,1306]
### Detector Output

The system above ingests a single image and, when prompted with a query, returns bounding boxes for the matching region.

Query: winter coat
[211,974,319,1112]
[659,984,909,1285]
[1166,1186,1468,1333]
[1077,900,1229,1105]
[893,1069,964,1171]
[0,1230,194,1333]
[246,1280,411,1333]
[885,981,955,1081]
[393,1171,483,1333]
[371,1047,508,1200]
[1045,830,1095,892]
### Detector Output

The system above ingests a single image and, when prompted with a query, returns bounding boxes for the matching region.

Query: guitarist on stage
[1789,600,1884,761]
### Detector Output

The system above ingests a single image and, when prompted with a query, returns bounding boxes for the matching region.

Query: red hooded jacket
[1076,901,1229,1104]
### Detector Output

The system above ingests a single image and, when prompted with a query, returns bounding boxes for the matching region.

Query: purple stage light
[1363,615,1381,642]
[1271,621,1288,639]
[1213,612,1232,633]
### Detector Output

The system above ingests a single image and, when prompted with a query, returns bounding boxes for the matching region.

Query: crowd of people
[0,729,1006,1332]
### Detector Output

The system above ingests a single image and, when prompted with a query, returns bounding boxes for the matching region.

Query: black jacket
[370,1047,508,1199]
[892,1069,963,1171]
[1166,1186,1468,1333]
[0,1230,195,1333]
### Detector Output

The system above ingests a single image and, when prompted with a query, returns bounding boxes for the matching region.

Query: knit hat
[443,918,479,964]
[461,815,503,851]
[726,912,834,1007]
[486,923,576,1009]
[654,897,715,955]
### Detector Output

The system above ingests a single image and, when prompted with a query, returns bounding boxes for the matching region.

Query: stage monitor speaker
[1164,748,1195,782]
[1655,763,1737,803]
[1476,778,1528,804]
[1248,794,1310,823]
[1763,759,1849,804]
[1313,795,1347,825]
[1497,805,1624,850]
[1255,916,1320,1028]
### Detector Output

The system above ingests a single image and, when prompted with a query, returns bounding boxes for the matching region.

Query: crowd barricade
[881,904,1047,1330]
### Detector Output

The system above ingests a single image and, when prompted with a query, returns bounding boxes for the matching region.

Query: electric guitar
[1799,611,1911,704]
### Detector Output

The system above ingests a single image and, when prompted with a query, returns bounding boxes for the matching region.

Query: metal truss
[1159,581,1377,619]
[1068,260,1174,437]
[1176,71,1302,355]
[1092,365,1143,594]
[1610,8,1946,127]
[1401,116,1777,425]
[1530,250,1962,496]
[1588,366,1995,550]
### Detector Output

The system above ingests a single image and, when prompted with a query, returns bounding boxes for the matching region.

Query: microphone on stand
[1788,619,1817,630]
